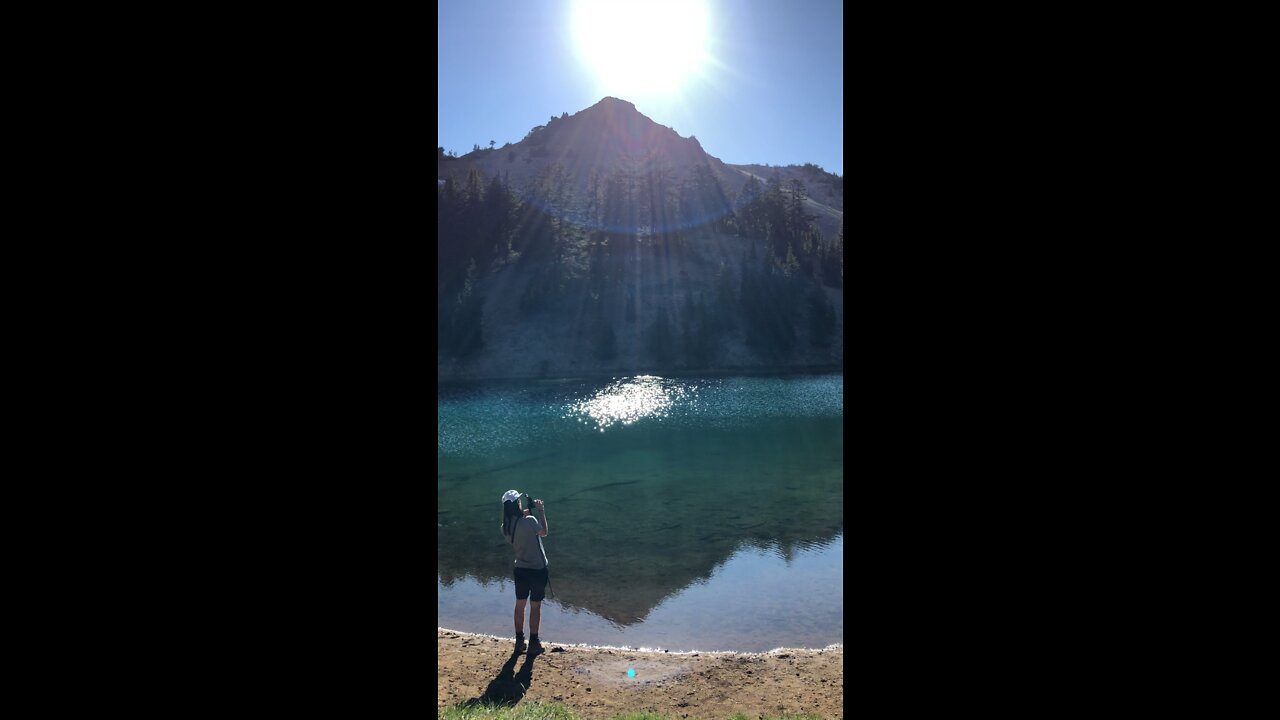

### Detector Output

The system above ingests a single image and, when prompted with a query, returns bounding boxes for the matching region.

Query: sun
[572,0,710,100]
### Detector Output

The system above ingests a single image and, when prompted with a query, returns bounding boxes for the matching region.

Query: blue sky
[438,0,843,176]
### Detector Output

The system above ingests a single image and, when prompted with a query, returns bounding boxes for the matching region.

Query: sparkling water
[438,374,843,652]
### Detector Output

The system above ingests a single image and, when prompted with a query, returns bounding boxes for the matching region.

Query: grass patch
[440,701,577,720]
[440,701,823,720]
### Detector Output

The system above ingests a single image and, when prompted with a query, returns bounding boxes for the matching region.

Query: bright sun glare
[573,0,709,99]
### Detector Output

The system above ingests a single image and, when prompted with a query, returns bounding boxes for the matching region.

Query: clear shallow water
[438,374,843,652]
[438,535,842,652]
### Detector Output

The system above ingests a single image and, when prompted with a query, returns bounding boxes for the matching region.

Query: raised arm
[534,499,548,537]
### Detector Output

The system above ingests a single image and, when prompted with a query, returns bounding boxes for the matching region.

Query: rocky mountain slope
[440,98,734,199]
[438,98,843,382]
[440,98,844,242]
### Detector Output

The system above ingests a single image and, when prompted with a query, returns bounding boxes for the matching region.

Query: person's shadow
[460,646,541,708]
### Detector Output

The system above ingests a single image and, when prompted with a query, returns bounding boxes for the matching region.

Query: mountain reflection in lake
[437,374,843,652]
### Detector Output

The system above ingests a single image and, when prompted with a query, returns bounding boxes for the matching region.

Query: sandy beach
[438,628,843,719]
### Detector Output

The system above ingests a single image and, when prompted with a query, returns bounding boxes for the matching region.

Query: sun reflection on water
[565,375,694,431]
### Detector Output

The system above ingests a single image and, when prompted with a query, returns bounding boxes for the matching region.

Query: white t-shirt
[505,515,547,569]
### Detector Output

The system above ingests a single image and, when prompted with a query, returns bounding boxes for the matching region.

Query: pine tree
[715,259,735,324]
[483,174,517,266]
[737,174,763,237]
[586,168,602,230]
[451,258,484,357]
[782,243,799,278]
[822,218,844,288]
[808,286,836,348]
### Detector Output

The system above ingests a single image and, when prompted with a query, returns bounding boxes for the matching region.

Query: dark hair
[502,500,522,543]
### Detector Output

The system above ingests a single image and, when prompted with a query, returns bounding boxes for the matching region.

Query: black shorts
[513,567,548,601]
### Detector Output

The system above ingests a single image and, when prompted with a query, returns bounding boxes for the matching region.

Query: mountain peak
[443,96,736,203]
[594,96,636,109]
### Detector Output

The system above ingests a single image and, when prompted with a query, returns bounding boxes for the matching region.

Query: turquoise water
[437,374,843,652]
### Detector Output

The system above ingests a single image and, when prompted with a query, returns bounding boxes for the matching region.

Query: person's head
[502,500,522,537]
[502,490,524,539]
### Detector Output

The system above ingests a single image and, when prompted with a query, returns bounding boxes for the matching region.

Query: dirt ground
[438,629,843,719]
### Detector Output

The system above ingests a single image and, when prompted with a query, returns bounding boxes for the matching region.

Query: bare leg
[530,601,541,635]
[514,599,526,634]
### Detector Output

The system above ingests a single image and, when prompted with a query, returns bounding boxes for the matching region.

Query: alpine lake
[438,373,843,652]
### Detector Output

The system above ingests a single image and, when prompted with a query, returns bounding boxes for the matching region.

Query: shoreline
[438,626,844,656]
[437,365,844,386]
[438,628,843,719]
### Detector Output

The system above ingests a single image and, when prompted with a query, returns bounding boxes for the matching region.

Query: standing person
[501,489,549,654]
